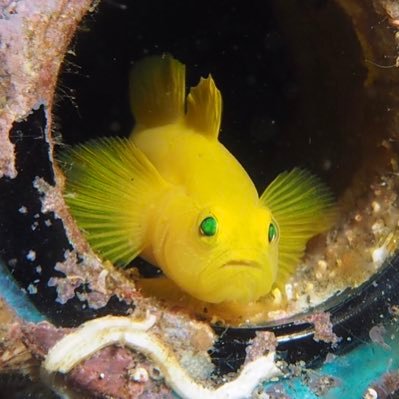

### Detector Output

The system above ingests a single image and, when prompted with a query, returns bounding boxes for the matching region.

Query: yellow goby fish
[60,55,335,305]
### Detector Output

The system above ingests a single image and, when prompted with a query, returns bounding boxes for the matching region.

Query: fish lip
[220,259,261,269]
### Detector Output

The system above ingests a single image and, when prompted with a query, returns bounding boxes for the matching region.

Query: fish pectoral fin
[260,168,336,281]
[129,54,186,129]
[58,137,168,267]
[185,75,222,140]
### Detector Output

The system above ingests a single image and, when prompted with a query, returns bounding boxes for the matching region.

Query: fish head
[156,195,278,304]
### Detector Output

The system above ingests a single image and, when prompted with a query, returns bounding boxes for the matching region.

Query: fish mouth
[220,259,261,269]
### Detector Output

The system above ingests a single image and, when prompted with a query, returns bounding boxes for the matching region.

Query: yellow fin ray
[186,75,222,140]
[59,137,168,266]
[129,54,186,130]
[260,168,336,281]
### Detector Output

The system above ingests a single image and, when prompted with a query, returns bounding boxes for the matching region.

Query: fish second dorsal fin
[130,54,186,129]
[185,75,222,140]
[130,55,222,140]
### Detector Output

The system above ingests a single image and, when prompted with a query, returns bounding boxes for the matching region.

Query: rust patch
[305,312,341,345]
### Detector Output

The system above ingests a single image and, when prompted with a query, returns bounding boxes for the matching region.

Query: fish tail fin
[185,75,222,140]
[129,54,186,130]
[58,137,168,266]
[260,168,336,284]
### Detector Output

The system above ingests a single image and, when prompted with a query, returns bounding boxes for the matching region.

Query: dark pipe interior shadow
[58,0,366,194]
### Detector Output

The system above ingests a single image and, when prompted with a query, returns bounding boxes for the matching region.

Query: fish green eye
[200,216,218,237]
[268,222,278,243]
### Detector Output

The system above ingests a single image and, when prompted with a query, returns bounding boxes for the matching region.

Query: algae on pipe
[60,55,335,306]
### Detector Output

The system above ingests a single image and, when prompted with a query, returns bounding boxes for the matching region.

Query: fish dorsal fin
[59,137,168,267]
[130,54,186,129]
[186,75,222,140]
[260,168,336,284]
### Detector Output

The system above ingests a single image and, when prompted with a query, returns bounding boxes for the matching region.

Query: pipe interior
[56,0,398,323]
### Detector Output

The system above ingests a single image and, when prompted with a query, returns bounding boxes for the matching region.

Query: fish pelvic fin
[130,54,222,140]
[185,75,222,140]
[58,137,168,267]
[260,168,336,284]
[130,54,186,129]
